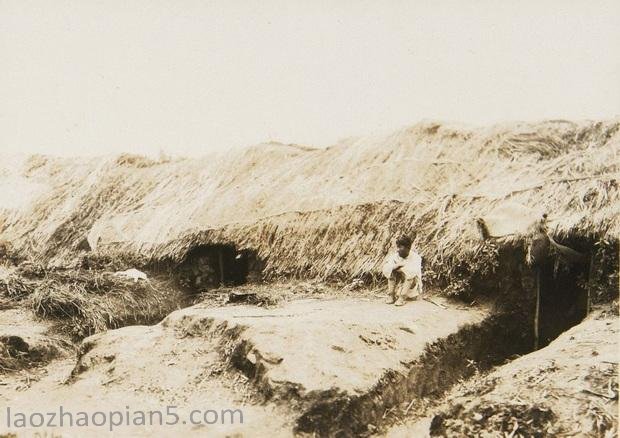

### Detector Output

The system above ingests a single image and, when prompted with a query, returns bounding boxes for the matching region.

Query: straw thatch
[0,119,618,282]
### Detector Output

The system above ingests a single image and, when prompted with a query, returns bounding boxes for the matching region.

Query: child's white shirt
[381,250,422,280]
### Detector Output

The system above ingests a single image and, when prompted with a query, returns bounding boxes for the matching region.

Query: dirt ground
[385,309,619,437]
[2,274,618,437]
[0,294,487,437]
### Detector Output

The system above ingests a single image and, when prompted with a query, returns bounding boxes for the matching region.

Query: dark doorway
[177,244,261,291]
[536,259,589,348]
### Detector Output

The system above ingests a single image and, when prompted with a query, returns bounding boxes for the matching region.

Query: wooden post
[218,249,225,286]
[586,254,595,316]
[534,268,540,350]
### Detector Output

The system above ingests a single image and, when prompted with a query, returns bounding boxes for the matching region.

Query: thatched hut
[1,120,618,335]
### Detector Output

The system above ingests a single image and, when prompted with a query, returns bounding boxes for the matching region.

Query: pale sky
[1,0,619,157]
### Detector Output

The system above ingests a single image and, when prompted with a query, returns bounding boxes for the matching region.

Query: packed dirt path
[0,296,488,437]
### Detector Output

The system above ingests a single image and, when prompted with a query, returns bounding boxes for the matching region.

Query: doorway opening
[177,244,262,292]
[532,236,591,349]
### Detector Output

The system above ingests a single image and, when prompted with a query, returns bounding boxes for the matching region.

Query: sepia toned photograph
[1,1,618,436]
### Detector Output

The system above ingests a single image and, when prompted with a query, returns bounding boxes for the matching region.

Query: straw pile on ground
[0,119,618,285]
[0,263,185,339]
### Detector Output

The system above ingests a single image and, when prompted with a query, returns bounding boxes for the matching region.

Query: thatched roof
[1,119,618,278]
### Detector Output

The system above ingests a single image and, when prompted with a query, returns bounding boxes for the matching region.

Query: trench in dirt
[214,309,536,437]
[171,243,595,436]
[3,240,603,436]
[0,293,593,437]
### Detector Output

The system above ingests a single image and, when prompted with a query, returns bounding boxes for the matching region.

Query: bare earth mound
[0,296,487,436]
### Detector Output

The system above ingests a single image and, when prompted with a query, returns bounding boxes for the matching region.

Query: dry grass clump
[0,273,32,301]
[586,239,620,305]
[80,250,152,272]
[429,402,557,437]
[1,262,187,339]
[28,271,186,338]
